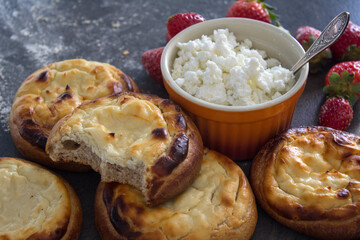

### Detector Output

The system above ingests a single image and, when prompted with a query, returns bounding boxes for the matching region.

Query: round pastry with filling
[0,157,82,240]
[251,126,360,240]
[46,92,203,206]
[9,59,140,171]
[95,148,257,239]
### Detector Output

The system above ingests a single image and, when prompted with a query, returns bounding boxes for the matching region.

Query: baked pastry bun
[9,59,140,171]
[0,157,82,240]
[251,126,360,240]
[46,92,203,206]
[95,148,257,240]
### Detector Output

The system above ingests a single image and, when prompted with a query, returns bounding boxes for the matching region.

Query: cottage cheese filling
[172,28,295,106]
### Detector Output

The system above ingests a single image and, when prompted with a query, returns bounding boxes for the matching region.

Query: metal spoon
[291,11,350,73]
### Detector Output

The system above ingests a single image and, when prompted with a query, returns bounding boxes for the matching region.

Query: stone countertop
[0,0,359,239]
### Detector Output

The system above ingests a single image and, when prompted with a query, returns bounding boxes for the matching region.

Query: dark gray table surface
[1,1,360,239]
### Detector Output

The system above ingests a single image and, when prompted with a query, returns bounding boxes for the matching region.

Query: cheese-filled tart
[95,149,257,239]
[251,126,360,240]
[0,157,82,240]
[46,92,203,206]
[9,59,140,171]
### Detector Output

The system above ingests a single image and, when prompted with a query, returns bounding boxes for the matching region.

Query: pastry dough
[0,157,82,240]
[95,148,257,239]
[46,92,203,206]
[9,59,140,171]
[251,126,360,239]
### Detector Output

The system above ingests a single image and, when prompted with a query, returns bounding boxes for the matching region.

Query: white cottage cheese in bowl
[171,28,295,106]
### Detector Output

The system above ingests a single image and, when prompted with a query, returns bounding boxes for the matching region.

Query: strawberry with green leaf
[295,26,332,73]
[324,61,360,105]
[319,61,360,130]
[225,0,278,23]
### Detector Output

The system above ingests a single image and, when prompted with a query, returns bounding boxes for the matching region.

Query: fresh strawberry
[320,61,360,130]
[318,97,353,131]
[324,61,360,104]
[295,26,332,73]
[141,47,164,85]
[330,21,360,61]
[166,32,171,42]
[225,0,278,23]
[166,12,205,40]
[295,26,321,44]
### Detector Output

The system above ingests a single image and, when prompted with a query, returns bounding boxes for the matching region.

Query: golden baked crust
[94,148,257,240]
[0,157,82,240]
[9,59,140,171]
[46,92,203,206]
[251,126,360,240]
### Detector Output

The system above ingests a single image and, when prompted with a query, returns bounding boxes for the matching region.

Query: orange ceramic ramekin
[161,18,309,161]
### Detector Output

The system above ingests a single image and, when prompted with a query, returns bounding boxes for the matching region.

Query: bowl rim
[161,17,309,112]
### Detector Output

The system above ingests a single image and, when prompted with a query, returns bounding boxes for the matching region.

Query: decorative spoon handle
[290,11,350,73]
